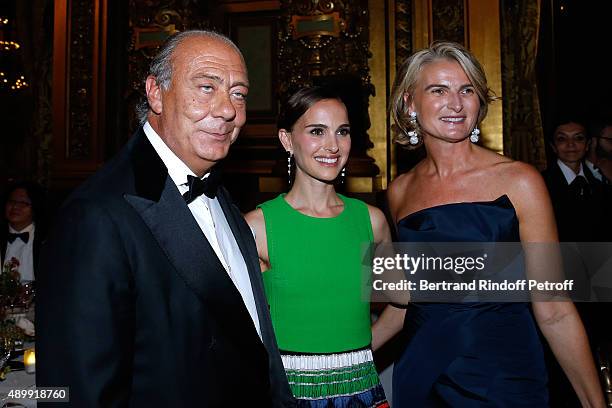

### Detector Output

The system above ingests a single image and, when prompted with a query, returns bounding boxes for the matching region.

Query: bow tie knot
[7,231,29,244]
[182,169,222,204]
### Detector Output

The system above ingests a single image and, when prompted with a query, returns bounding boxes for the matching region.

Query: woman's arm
[533,302,603,407]
[244,208,270,272]
[386,174,409,225]
[367,205,392,244]
[367,202,411,350]
[372,304,406,351]
[511,162,605,408]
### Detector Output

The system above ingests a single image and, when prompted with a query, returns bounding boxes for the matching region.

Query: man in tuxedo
[541,119,611,407]
[1,181,45,280]
[587,116,612,184]
[541,120,608,242]
[37,30,295,407]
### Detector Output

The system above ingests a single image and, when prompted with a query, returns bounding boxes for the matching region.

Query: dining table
[0,343,37,408]
[0,304,36,408]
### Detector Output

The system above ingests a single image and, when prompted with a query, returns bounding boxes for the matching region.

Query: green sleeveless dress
[258,194,388,408]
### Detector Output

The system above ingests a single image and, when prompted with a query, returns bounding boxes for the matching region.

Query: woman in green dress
[246,86,391,408]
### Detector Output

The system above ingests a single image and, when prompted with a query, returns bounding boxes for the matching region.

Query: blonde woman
[379,42,604,407]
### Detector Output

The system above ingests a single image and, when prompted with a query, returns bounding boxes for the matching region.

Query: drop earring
[470,127,480,143]
[408,131,419,146]
[340,167,346,184]
[287,152,293,184]
[408,112,419,145]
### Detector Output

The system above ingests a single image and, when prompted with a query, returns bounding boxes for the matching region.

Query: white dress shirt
[4,223,35,282]
[557,159,587,185]
[143,122,261,338]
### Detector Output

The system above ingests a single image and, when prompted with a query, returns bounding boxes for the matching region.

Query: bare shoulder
[244,207,271,267]
[500,161,556,234]
[475,145,513,168]
[244,208,267,245]
[496,160,547,198]
[366,203,385,219]
[244,207,265,230]
[388,170,415,194]
[366,204,391,244]
[387,169,416,212]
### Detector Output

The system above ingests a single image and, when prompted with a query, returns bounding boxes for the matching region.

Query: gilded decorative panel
[431,0,465,44]
[227,12,279,123]
[33,0,54,183]
[500,0,545,167]
[395,0,412,71]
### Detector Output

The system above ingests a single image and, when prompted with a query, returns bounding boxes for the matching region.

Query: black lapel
[125,177,228,302]
[217,188,276,347]
[550,162,571,191]
[123,130,263,346]
[217,189,297,405]
[129,127,167,203]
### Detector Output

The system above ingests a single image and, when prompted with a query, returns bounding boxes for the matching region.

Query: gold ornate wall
[48,0,503,195]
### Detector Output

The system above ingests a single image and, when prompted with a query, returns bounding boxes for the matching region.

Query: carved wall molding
[51,0,107,187]
[395,0,413,71]
[67,0,95,160]
[431,0,465,44]
[33,0,54,185]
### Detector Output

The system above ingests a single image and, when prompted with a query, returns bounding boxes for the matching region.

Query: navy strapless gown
[392,195,548,407]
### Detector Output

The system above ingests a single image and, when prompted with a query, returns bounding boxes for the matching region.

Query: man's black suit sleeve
[37,198,134,408]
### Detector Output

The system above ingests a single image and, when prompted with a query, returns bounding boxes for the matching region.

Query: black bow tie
[7,231,29,244]
[183,169,222,204]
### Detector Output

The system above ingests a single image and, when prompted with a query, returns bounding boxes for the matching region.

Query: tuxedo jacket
[36,128,295,407]
[0,224,43,279]
[541,161,610,242]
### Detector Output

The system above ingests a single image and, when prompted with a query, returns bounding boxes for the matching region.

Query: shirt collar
[8,223,34,234]
[557,158,586,184]
[143,122,209,186]
[584,159,603,181]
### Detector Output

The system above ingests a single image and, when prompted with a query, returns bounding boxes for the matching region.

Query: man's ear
[279,129,293,153]
[145,75,163,115]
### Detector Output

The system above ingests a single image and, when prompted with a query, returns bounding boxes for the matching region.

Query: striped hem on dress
[281,348,389,408]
